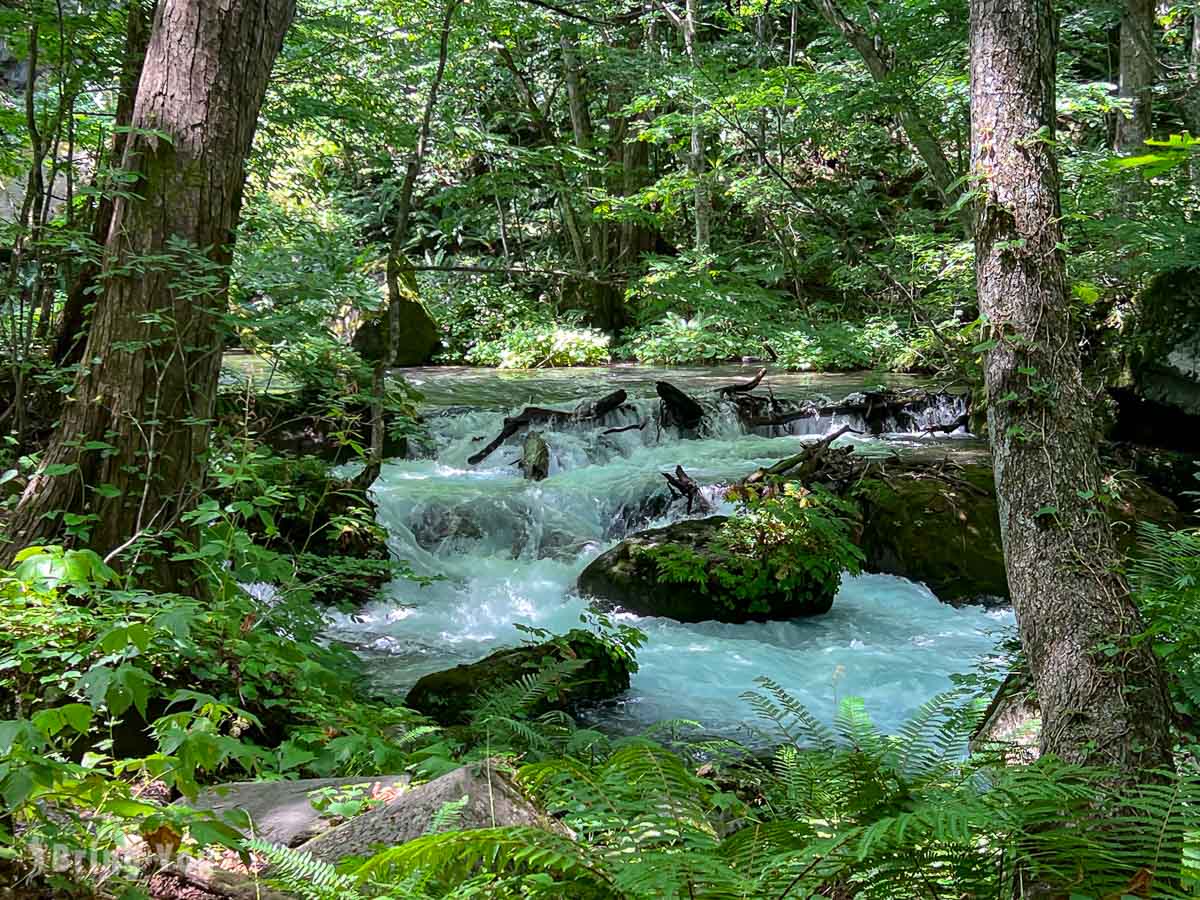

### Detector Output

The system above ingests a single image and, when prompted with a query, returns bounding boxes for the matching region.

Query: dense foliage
[643,484,864,617]
[2,0,1200,896]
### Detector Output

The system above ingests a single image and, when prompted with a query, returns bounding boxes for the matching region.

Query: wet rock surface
[404,630,633,725]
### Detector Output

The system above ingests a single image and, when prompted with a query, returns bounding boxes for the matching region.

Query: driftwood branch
[468,389,627,465]
[716,367,766,395]
[741,424,855,486]
[663,465,711,514]
[603,420,648,435]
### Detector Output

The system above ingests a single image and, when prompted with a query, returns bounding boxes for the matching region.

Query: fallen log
[662,465,712,514]
[468,389,627,465]
[920,413,969,435]
[715,367,766,396]
[743,405,822,429]
[656,381,705,431]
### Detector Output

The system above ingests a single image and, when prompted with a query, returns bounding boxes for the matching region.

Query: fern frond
[247,838,362,900]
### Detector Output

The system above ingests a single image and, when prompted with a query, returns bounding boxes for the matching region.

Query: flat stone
[186,775,410,847]
[297,762,568,864]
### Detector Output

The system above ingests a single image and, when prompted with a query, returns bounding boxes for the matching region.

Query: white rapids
[325,366,1013,736]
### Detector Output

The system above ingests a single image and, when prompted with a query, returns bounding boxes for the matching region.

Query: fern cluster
[250,677,1200,899]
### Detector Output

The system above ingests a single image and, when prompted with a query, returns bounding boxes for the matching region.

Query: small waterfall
[326,370,1009,736]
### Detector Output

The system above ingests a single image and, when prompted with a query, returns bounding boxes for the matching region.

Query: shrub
[643,484,864,618]
[479,323,611,369]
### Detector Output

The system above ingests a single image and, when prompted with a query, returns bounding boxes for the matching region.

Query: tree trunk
[815,0,972,235]
[53,0,156,367]
[684,0,711,251]
[1189,5,1200,190]
[1,0,295,582]
[969,0,1174,779]
[1116,0,1155,155]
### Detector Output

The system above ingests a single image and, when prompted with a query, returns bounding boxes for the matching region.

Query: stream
[326,365,1014,738]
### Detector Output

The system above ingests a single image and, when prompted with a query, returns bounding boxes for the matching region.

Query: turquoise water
[325,368,1011,736]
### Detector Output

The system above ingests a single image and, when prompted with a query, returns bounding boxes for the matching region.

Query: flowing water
[326,365,1014,738]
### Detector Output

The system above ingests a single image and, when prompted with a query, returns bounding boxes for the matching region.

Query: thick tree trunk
[1,0,295,581]
[53,0,156,367]
[970,0,1174,778]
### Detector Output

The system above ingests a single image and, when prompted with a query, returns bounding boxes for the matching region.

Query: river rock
[583,461,1180,614]
[853,465,1008,605]
[296,761,567,864]
[578,516,838,623]
[855,461,1181,605]
[404,630,632,726]
[186,775,411,847]
[520,431,551,481]
[854,461,1179,605]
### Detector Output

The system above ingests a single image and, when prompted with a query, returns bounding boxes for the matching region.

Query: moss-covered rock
[577,511,844,623]
[404,630,633,726]
[853,464,1008,606]
[853,462,1180,605]
[582,458,1182,616]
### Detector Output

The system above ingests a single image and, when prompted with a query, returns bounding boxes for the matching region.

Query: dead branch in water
[468,389,627,465]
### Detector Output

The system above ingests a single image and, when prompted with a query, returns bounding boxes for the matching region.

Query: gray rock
[186,775,410,847]
[297,762,568,864]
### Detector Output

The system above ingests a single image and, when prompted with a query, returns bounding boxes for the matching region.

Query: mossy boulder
[577,515,840,623]
[404,630,633,726]
[853,465,1008,606]
[1128,268,1200,418]
[853,462,1180,605]
[352,266,441,369]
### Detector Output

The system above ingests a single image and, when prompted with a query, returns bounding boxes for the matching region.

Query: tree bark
[53,0,156,367]
[1116,0,1156,155]
[1,0,296,582]
[1189,5,1200,189]
[970,0,1174,779]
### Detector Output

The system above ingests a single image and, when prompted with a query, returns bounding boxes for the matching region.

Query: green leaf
[101,797,160,818]
[60,703,93,734]
[277,741,317,772]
